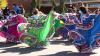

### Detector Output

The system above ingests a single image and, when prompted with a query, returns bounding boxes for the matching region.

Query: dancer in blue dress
[69,14,100,53]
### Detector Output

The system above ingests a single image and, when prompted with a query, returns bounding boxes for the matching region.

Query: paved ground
[0,37,100,56]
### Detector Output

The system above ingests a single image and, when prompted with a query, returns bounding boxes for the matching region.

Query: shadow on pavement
[50,40,72,46]
[0,42,17,48]
[40,51,96,56]
[0,47,46,54]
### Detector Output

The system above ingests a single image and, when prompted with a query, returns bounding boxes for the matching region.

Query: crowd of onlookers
[67,1,100,14]
[0,4,25,20]
[0,1,100,20]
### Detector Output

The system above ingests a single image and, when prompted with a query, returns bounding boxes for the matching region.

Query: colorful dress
[6,15,26,43]
[57,15,78,39]
[70,14,100,53]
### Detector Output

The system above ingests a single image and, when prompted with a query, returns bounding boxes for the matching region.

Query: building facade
[7,0,100,13]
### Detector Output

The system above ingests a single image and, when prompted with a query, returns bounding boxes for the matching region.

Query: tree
[30,0,36,12]
[50,0,66,13]
[30,0,41,12]
[60,0,65,14]
[36,0,41,10]
[51,0,56,10]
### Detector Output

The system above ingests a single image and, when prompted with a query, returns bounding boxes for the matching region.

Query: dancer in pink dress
[5,11,26,43]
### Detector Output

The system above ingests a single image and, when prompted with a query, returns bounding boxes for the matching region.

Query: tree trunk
[60,0,65,14]
[51,0,56,10]
[36,0,41,10]
[30,0,36,13]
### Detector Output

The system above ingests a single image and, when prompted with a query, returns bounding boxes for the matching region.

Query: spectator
[30,8,39,20]
[76,1,88,23]
[67,4,74,13]
[0,8,3,16]
[19,5,25,14]
[13,4,20,14]
[77,1,88,14]
[0,8,3,20]
[2,6,10,19]
[95,8,100,14]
